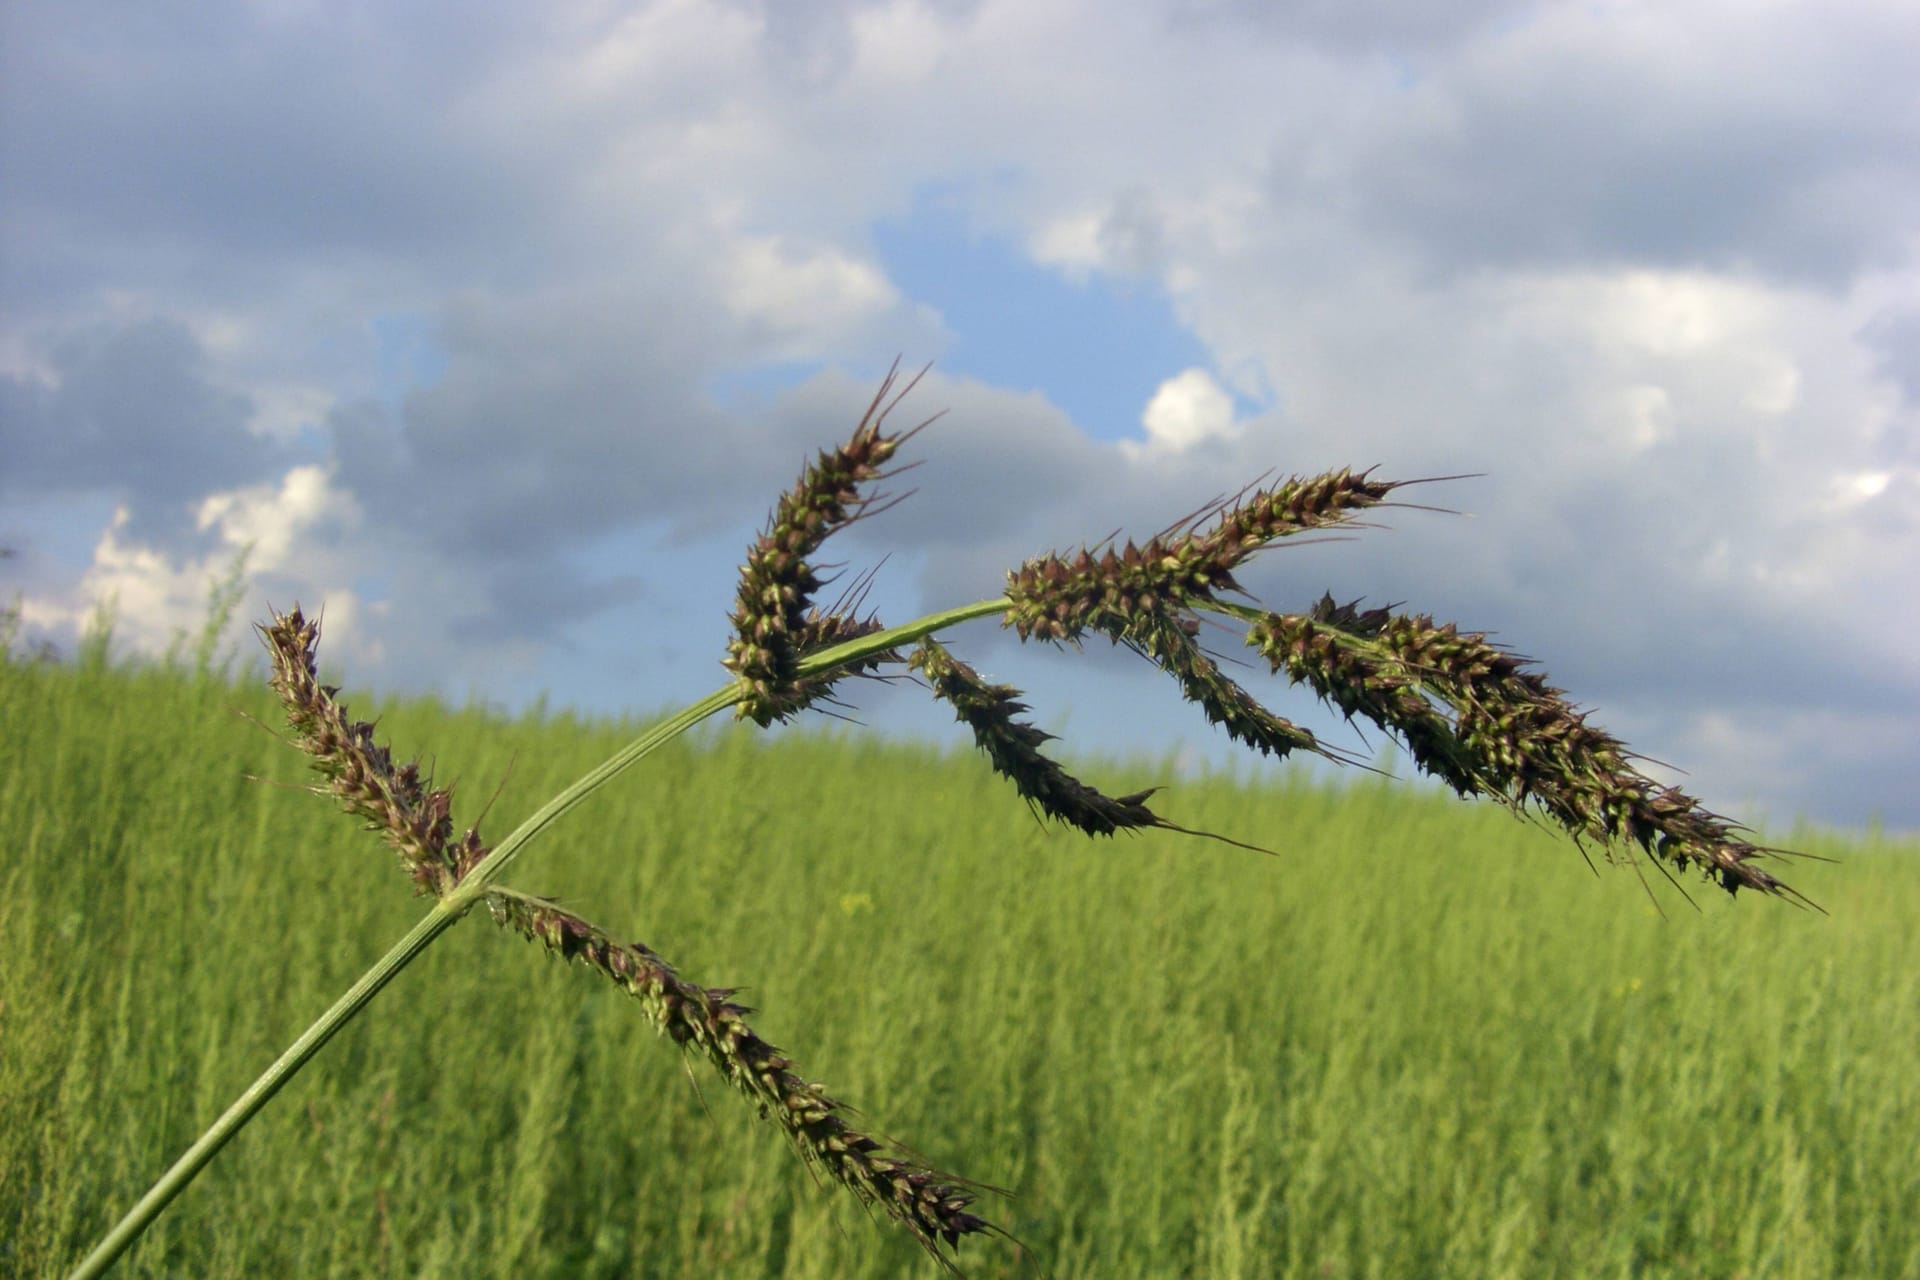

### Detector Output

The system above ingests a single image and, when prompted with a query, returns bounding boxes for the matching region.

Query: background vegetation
[4,652,1915,1278]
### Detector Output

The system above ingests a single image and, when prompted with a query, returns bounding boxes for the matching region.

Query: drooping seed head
[485,887,994,1268]
[1248,595,1809,902]
[1122,609,1346,765]
[911,637,1170,838]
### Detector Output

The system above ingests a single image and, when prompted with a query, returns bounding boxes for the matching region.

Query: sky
[3,0,1916,833]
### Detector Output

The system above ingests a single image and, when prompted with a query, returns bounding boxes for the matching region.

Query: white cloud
[1833,469,1890,506]
[722,234,901,358]
[1125,367,1237,457]
[17,465,364,664]
[3,0,1915,825]
[1030,210,1108,277]
[1609,383,1673,452]
[193,464,359,571]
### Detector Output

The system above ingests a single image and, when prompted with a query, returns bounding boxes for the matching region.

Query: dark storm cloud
[0,315,289,542]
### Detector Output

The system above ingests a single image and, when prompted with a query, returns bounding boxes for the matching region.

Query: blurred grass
[3,653,1915,1278]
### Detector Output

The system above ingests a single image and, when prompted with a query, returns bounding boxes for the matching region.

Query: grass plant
[4,650,1914,1277]
[22,365,1845,1276]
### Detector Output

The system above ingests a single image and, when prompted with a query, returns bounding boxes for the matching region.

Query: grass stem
[66,903,463,1280]
[65,370,1814,1273]
[68,595,1013,1275]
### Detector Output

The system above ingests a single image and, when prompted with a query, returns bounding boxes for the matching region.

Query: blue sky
[871,192,1235,436]
[3,0,1917,833]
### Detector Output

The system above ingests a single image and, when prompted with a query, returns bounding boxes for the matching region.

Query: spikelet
[724,363,930,725]
[1122,609,1343,765]
[260,608,489,896]
[1003,467,1400,643]
[910,637,1169,837]
[1249,595,1808,901]
[484,888,991,1268]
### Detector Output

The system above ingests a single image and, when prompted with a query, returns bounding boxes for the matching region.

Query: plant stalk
[442,683,743,906]
[798,596,1011,676]
[66,902,463,1280]
[442,595,1011,909]
[71,594,1012,1276]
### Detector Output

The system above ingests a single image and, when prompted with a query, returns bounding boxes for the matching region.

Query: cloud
[0,315,289,543]
[0,3,559,295]
[1127,367,1239,457]
[2,0,1915,827]
[15,463,363,661]
[319,257,932,640]
[723,235,904,359]
[1329,2,1920,286]
[1166,0,1538,53]
[1861,306,1920,407]
[755,365,1107,567]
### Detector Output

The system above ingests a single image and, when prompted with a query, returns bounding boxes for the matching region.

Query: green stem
[444,594,1012,909]
[797,595,1010,676]
[72,594,1014,1276]
[443,683,743,907]
[65,687,744,1279]
[66,903,463,1280]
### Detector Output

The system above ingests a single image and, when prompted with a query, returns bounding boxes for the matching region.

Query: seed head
[260,608,489,896]
[485,888,994,1267]
[1248,595,1809,902]
[725,363,933,725]
[1003,467,1401,643]
[1124,609,1342,764]
[911,637,1170,838]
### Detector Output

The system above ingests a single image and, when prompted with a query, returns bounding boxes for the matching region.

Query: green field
[4,654,1916,1278]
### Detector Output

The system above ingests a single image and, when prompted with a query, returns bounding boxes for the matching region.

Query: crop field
[4,654,1917,1278]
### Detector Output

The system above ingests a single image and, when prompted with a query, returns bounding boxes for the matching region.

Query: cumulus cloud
[2,0,1914,826]
[1329,1,1920,286]
[723,235,904,358]
[1125,367,1239,457]
[0,314,290,541]
[15,463,363,662]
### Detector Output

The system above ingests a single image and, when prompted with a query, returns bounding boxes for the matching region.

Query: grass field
[4,652,1916,1278]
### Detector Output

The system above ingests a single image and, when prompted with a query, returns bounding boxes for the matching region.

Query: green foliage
[5,658,1915,1278]
[194,546,253,680]
[75,594,118,672]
